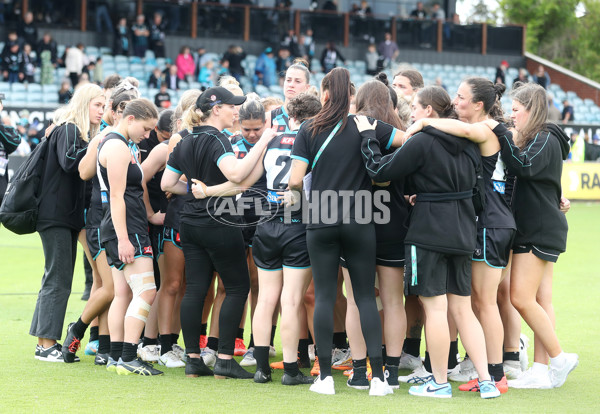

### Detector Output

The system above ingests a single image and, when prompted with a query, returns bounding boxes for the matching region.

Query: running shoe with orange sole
[311,357,320,376]
[270,357,311,370]
[459,376,508,394]
[234,338,247,356]
[343,360,372,380]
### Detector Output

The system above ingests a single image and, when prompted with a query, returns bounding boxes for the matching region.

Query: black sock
[503,351,519,362]
[200,323,207,336]
[122,342,138,362]
[354,357,367,369]
[424,351,432,372]
[207,336,218,352]
[333,332,347,350]
[72,317,90,339]
[236,327,244,340]
[160,334,173,355]
[448,340,458,369]
[98,335,110,354]
[171,333,179,345]
[89,326,99,342]
[308,331,313,345]
[352,358,367,380]
[404,338,421,358]
[249,334,254,349]
[298,338,309,362]
[143,336,158,347]
[381,344,387,363]
[488,363,504,381]
[270,325,277,346]
[284,361,300,376]
[254,346,270,372]
[370,356,384,381]
[386,355,400,367]
[110,341,123,361]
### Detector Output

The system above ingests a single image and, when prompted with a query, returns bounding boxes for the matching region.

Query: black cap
[196,87,246,113]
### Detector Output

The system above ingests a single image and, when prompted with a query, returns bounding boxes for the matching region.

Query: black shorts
[404,245,471,297]
[149,224,164,258]
[102,233,154,270]
[252,220,311,271]
[163,227,182,250]
[513,244,561,263]
[242,225,257,249]
[86,227,104,260]
[339,241,405,269]
[472,227,515,269]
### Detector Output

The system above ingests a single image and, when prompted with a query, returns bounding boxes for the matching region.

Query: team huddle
[25,59,578,399]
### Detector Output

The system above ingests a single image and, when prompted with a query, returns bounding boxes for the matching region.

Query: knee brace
[125,272,155,322]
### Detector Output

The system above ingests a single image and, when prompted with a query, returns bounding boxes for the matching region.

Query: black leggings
[306,222,383,379]
[179,222,250,355]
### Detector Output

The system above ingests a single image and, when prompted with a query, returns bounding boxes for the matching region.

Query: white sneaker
[308,344,315,361]
[448,357,477,382]
[332,348,351,366]
[201,348,217,367]
[172,344,185,361]
[503,360,522,380]
[138,344,160,362]
[369,377,393,396]
[520,334,530,371]
[240,347,256,366]
[269,345,277,358]
[159,350,186,368]
[310,375,335,395]
[38,343,64,362]
[398,351,423,370]
[508,367,552,389]
[549,353,579,388]
[399,365,433,384]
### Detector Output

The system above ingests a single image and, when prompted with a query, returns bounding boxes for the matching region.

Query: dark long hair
[311,67,350,139]
[355,80,405,130]
[416,86,456,119]
[463,76,506,122]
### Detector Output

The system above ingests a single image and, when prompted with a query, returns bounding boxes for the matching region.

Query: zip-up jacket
[497,123,570,252]
[37,123,88,231]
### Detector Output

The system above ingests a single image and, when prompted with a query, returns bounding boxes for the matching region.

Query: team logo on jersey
[278,125,285,132]
[143,246,153,255]
[280,136,295,145]
[211,95,217,101]
[493,180,506,194]
[175,232,181,243]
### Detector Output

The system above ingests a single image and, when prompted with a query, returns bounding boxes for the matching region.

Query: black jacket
[497,123,570,252]
[0,124,22,204]
[362,126,478,255]
[36,123,88,232]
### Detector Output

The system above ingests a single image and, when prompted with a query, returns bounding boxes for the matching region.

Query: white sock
[550,352,566,367]
[531,362,549,375]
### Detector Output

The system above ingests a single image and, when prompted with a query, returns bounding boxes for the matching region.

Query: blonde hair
[55,83,104,142]
[172,89,201,132]
[261,96,284,112]
[219,76,244,96]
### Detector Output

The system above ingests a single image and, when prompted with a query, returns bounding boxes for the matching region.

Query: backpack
[0,137,50,234]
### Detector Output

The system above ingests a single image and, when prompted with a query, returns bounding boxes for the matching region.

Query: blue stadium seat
[8,91,27,102]
[27,91,43,103]
[27,83,42,92]
[43,84,58,94]
[11,83,26,92]
[145,50,155,60]
[115,55,128,63]
[129,56,142,64]
[189,81,201,90]
[0,81,11,91]
[100,47,112,55]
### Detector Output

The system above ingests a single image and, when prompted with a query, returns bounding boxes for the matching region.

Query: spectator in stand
[92,57,104,84]
[17,11,38,48]
[411,1,427,19]
[148,67,163,89]
[495,59,508,85]
[533,64,550,89]
[195,46,208,77]
[154,83,171,108]
[377,32,399,69]
[430,2,445,20]
[547,93,562,122]
[165,64,180,90]
[95,0,113,33]
[76,72,91,89]
[561,99,575,124]
[276,47,293,83]
[175,45,195,83]
[223,45,246,81]
[513,68,529,86]
[37,32,58,67]
[21,43,36,83]
[365,43,379,76]
[198,59,219,89]
[253,47,277,88]
[281,29,299,57]
[114,17,130,56]
[303,29,315,68]
[132,14,150,58]
[320,41,346,74]
[354,0,374,42]
[65,43,84,88]
[1,40,24,83]
[150,12,166,58]
[322,0,337,11]
[58,80,73,104]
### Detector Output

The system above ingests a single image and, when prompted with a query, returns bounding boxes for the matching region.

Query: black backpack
[0,136,50,234]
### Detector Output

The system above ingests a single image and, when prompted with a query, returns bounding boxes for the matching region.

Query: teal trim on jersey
[282,265,312,270]
[222,129,233,137]
[257,266,283,272]
[386,128,398,150]
[217,152,235,166]
[166,164,182,175]
[290,155,309,164]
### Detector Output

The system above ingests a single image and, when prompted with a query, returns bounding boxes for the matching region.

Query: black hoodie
[361,126,479,255]
[497,123,570,252]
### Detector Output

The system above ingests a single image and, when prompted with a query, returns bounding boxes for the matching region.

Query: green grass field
[1,203,599,413]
